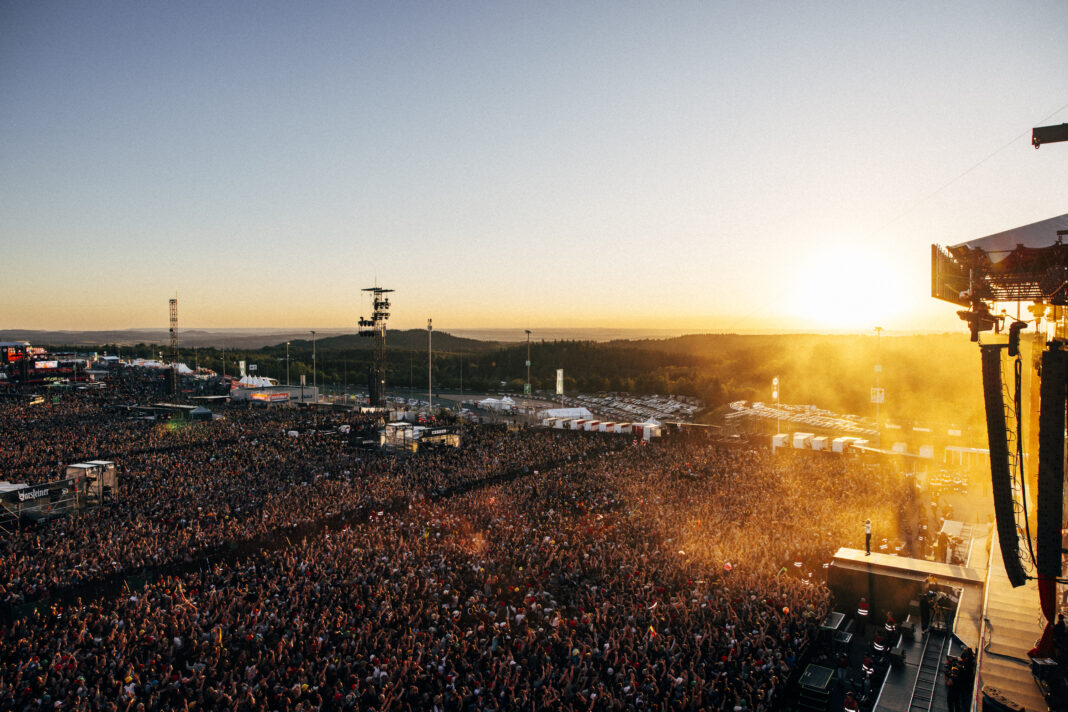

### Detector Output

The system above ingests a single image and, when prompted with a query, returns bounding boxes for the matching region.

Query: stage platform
[830,531,1049,712]
[829,547,986,651]
[975,530,1047,712]
[831,547,984,587]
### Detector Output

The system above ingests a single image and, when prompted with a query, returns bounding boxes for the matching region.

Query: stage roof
[947,212,1068,263]
[933,212,1068,306]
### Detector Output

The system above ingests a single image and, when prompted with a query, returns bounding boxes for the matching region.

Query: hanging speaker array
[980,344,1028,588]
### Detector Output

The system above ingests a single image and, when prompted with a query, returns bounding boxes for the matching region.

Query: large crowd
[0,375,920,711]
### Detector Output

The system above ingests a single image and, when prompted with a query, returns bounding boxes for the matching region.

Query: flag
[647,625,658,638]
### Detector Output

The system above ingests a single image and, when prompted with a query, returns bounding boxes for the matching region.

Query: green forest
[97,331,987,431]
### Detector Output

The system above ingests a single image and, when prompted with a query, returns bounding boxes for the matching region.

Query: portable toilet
[772,433,789,451]
[832,437,851,453]
[599,422,614,433]
[811,436,828,452]
[583,421,599,432]
[792,432,813,449]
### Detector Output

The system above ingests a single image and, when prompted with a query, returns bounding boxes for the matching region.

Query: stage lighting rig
[359,286,394,407]
[956,301,999,342]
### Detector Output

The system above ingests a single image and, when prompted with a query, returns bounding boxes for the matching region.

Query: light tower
[525,329,532,396]
[422,318,427,412]
[358,286,393,407]
[168,296,178,363]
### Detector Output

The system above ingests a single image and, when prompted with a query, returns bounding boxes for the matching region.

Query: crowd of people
[0,395,610,605]
[0,375,921,711]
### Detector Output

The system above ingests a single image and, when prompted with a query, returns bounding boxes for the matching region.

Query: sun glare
[788,245,903,331]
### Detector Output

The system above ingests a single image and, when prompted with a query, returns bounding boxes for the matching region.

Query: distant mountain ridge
[0,329,352,349]
[0,328,502,352]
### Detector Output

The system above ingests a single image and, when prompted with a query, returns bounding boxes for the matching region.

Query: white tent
[538,407,594,420]
[236,375,275,388]
[478,397,516,411]
[131,359,166,369]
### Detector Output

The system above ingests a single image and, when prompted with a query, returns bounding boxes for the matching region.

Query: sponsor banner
[1,477,86,506]
[556,369,564,396]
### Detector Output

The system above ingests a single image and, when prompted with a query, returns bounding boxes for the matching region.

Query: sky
[2,1,1066,335]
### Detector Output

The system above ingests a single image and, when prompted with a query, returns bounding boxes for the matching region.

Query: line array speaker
[1037,347,1067,579]
[980,345,1028,587]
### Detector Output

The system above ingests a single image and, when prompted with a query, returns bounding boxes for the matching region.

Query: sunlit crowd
[0,378,918,711]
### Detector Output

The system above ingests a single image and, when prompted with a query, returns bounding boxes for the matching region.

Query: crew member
[856,596,870,635]
[864,519,872,555]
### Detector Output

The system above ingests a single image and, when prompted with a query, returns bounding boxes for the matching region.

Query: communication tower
[358,286,393,407]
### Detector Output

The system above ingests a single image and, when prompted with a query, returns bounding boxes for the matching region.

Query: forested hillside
[97,331,985,431]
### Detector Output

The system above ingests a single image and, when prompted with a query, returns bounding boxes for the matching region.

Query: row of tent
[773,432,870,453]
[233,375,279,388]
[541,417,662,440]
[129,359,195,374]
[775,433,981,462]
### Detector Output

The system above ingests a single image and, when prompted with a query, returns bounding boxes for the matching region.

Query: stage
[828,530,1049,712]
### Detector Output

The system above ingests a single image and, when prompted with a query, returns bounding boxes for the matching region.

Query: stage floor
[976,530,1047,712]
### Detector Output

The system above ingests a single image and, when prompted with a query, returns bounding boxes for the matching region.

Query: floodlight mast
[169,296,178,363]
[358,286,394,407]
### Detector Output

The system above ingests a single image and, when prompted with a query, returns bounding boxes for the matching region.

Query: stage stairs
[906,629,947,712]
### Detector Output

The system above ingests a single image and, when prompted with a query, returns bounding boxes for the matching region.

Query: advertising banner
[0,477,86,506]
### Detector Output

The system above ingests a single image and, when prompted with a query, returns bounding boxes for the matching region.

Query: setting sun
[787,244,904,331]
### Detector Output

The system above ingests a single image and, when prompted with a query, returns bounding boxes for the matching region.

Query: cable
[886,101,1068,228]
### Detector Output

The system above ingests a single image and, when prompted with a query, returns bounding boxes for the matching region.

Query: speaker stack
[980,345,1028,587]
[1037,346,1067,581]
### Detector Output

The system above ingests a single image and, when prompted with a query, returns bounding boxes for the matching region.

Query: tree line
[72,331,985,430]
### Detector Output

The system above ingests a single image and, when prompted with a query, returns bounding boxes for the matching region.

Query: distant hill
[0,328,503,353]
[283,330,501,354]
[3,327,985,437]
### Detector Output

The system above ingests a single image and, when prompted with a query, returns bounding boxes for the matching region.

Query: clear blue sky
[2,1,1066,333]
